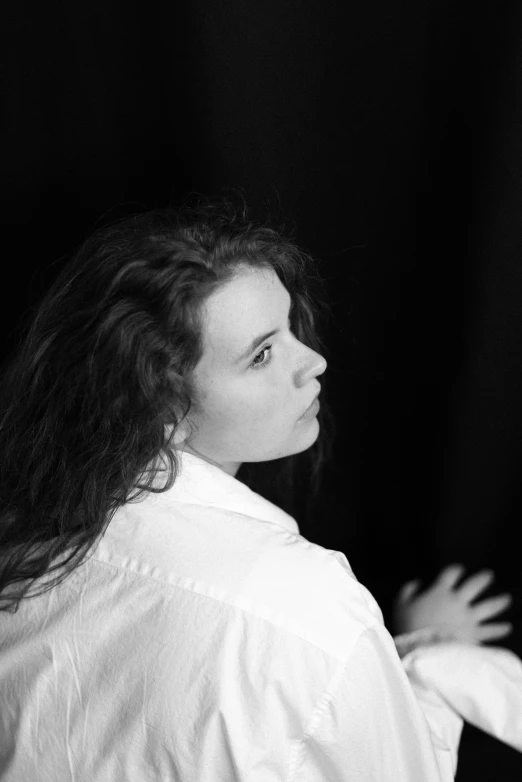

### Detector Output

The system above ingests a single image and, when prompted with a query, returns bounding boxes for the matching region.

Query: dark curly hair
[0,195,336,613]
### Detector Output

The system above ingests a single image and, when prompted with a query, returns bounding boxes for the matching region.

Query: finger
[435,563,466,589]
[396,579,421,604]
[475,622,513,643]
[457,569,495,602]
[471,593,513,622]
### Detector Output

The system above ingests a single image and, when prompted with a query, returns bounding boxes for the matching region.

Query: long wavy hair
[0,195,335,614]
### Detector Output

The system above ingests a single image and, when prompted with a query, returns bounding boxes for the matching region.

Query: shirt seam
[89,554,369,661]
[286,621,383,781]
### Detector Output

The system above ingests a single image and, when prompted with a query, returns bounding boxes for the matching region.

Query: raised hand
[391,564,513,644]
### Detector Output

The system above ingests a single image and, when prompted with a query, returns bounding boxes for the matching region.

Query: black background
[3,1,522,777]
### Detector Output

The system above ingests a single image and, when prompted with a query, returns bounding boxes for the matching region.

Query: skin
[175,264,327,476]
[392,564,513,643]
[173,265,513,643]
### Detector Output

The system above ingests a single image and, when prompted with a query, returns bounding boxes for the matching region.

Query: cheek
[209,390,283,429]
[201,390,256,426]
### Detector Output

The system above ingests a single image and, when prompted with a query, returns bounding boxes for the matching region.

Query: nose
[312,352,327,378]
[297,345,327,385]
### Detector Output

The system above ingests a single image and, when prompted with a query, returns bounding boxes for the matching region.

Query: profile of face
[175,265,327,476]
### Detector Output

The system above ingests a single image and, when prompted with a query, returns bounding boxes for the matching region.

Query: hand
[391,564,513,644]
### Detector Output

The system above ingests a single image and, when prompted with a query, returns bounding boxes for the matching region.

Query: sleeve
[290,623,462,782]
[399,639,522,753]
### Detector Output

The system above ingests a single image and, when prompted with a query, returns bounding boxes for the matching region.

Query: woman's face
[177,265,327,476]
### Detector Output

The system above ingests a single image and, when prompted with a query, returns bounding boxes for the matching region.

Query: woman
[0,197,515,781]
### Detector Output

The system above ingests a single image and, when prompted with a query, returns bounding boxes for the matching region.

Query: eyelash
[250,345,273,370]
[249,313,294,371]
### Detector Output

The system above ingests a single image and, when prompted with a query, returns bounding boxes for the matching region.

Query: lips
[301,392,320,418]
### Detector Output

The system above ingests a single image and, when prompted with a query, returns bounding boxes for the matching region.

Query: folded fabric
[400,638,522,752]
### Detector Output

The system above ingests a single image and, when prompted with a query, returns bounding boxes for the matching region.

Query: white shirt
[0,449,474,781]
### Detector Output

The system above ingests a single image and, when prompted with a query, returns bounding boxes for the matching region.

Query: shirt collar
[148,448,300,535]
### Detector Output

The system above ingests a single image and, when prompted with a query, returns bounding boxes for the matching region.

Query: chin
[286,418,320,457]
[240,418,321,463]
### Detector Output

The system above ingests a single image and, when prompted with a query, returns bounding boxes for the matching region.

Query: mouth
[299,393,320,420]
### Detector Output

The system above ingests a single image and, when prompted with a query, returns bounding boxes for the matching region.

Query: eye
[250,345,273,370]
[248,310,293,371]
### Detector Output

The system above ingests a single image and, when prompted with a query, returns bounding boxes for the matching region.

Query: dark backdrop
[3,1,522,777]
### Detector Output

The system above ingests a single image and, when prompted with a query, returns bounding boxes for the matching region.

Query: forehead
[199,266,291,363]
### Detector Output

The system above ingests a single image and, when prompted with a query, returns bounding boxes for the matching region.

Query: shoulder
[98,496,385,662]
[236,527,385,660]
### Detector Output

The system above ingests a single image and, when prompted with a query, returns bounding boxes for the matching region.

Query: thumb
[396,579,422,604]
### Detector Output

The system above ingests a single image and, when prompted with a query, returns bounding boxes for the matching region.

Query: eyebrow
[234,329,280,364]
[233,297,293,365]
